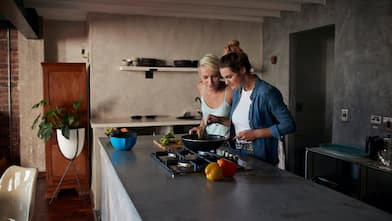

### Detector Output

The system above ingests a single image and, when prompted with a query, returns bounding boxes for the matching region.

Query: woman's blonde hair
[198,54,219,73]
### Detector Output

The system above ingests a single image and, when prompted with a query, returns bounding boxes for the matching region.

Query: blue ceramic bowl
[110,132,137,151]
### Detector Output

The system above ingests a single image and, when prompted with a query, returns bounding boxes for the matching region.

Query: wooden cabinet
[42,63,90,198]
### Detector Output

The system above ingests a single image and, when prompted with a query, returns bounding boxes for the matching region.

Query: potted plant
[31,99,85,160]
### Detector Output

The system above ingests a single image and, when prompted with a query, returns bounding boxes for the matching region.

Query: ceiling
[24,0,326,23]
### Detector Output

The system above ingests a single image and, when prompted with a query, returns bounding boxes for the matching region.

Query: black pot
[181,134,227,152]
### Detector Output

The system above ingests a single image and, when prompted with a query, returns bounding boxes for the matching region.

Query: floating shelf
[119,66,198,72]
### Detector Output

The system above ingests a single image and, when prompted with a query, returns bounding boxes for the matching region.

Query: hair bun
[224,39,244,55]
[228,40,240,47]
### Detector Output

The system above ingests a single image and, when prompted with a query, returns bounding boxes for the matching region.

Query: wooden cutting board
[152,139,183,151]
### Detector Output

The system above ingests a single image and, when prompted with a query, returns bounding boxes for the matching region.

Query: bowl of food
[109,131,137,151]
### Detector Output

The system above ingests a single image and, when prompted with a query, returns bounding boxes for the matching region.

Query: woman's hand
[234,130,257,142]
[234,128,273,142]
[189,126,204,139]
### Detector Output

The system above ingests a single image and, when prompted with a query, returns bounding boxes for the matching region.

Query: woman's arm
[188,82,206,137]
[206,114,231,127]
[267,88,296,139]
[235,87,295,142]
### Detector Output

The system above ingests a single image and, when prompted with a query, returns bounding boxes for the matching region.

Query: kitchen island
[90,116,200,212]
[95,136,392,221]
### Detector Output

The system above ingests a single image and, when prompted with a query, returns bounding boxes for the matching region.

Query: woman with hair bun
[214,40,296,165]
[188,54,232,138]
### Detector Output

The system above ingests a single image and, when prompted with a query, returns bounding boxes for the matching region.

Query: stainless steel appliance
[366,135,392,166]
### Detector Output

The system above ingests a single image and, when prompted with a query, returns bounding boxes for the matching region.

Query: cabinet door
[362,168,392,213]
[42,63,90,198]
[306,151,361,199]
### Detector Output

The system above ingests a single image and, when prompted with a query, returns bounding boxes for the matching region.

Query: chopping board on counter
[152,139,183,151]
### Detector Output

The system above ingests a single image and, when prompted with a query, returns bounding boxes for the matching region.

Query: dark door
[288,25,335,176]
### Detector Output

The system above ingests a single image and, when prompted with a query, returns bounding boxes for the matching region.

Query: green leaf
[67,115,75,127]
[39,122,53,142]
[31,114,41,129]
[73,100,81,111]
[31,99,82,142]
[32,99,48,109]
[62,126,70,140]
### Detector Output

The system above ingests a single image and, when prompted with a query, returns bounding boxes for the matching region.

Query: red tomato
[217,158,237,177]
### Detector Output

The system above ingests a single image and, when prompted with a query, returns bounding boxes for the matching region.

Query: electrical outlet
[81,48,89,59]
[383,116,392,130]
[370,115,382,124]
[341,109,349,122]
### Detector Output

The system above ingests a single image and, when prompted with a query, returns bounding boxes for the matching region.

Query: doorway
[0,22,20,172]
[288,25,335,176]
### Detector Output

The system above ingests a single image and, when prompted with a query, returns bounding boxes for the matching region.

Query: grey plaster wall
[43,20,87,62]
[88,13,262,119]
[263,0,392,147]
[18,33,45,171]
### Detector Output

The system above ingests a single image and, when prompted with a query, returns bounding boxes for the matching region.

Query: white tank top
[232,89,252,142]
[201,87,231,136]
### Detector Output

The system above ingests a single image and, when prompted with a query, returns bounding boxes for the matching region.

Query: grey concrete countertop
[99,136,392,221]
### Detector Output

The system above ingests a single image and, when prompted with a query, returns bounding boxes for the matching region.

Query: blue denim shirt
[229,76,296,164]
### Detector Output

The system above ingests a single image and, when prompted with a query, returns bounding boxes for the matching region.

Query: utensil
[122,59,132,66]
[139,58,157,66]
[131,115,142,120]
[173,60,197,67]
[181,134,227,152]
[200,126,209,139]
[173,60,191,67]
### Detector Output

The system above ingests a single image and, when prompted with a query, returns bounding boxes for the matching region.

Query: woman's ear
[240,67,247,75]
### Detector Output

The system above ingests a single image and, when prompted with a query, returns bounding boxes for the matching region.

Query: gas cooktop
[151,147,240,178]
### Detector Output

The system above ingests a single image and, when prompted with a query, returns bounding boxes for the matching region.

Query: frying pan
[181,134,227,152]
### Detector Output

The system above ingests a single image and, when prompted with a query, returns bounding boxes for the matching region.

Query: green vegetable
[105,128,116,136]
[159,131,179,145]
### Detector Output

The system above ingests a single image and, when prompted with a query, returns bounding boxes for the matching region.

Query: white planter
[56,128,85,160]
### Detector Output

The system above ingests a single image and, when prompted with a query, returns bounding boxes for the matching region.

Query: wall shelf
[119,66,198,72]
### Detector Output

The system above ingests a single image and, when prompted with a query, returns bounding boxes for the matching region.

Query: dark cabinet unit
[306,147,392,213]
[361,167,392,213]
[306,152,361,198]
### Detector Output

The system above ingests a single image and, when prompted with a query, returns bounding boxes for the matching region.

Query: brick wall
[0,26,20,165]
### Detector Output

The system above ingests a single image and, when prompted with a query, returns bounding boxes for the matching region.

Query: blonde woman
[189,54,232,138]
